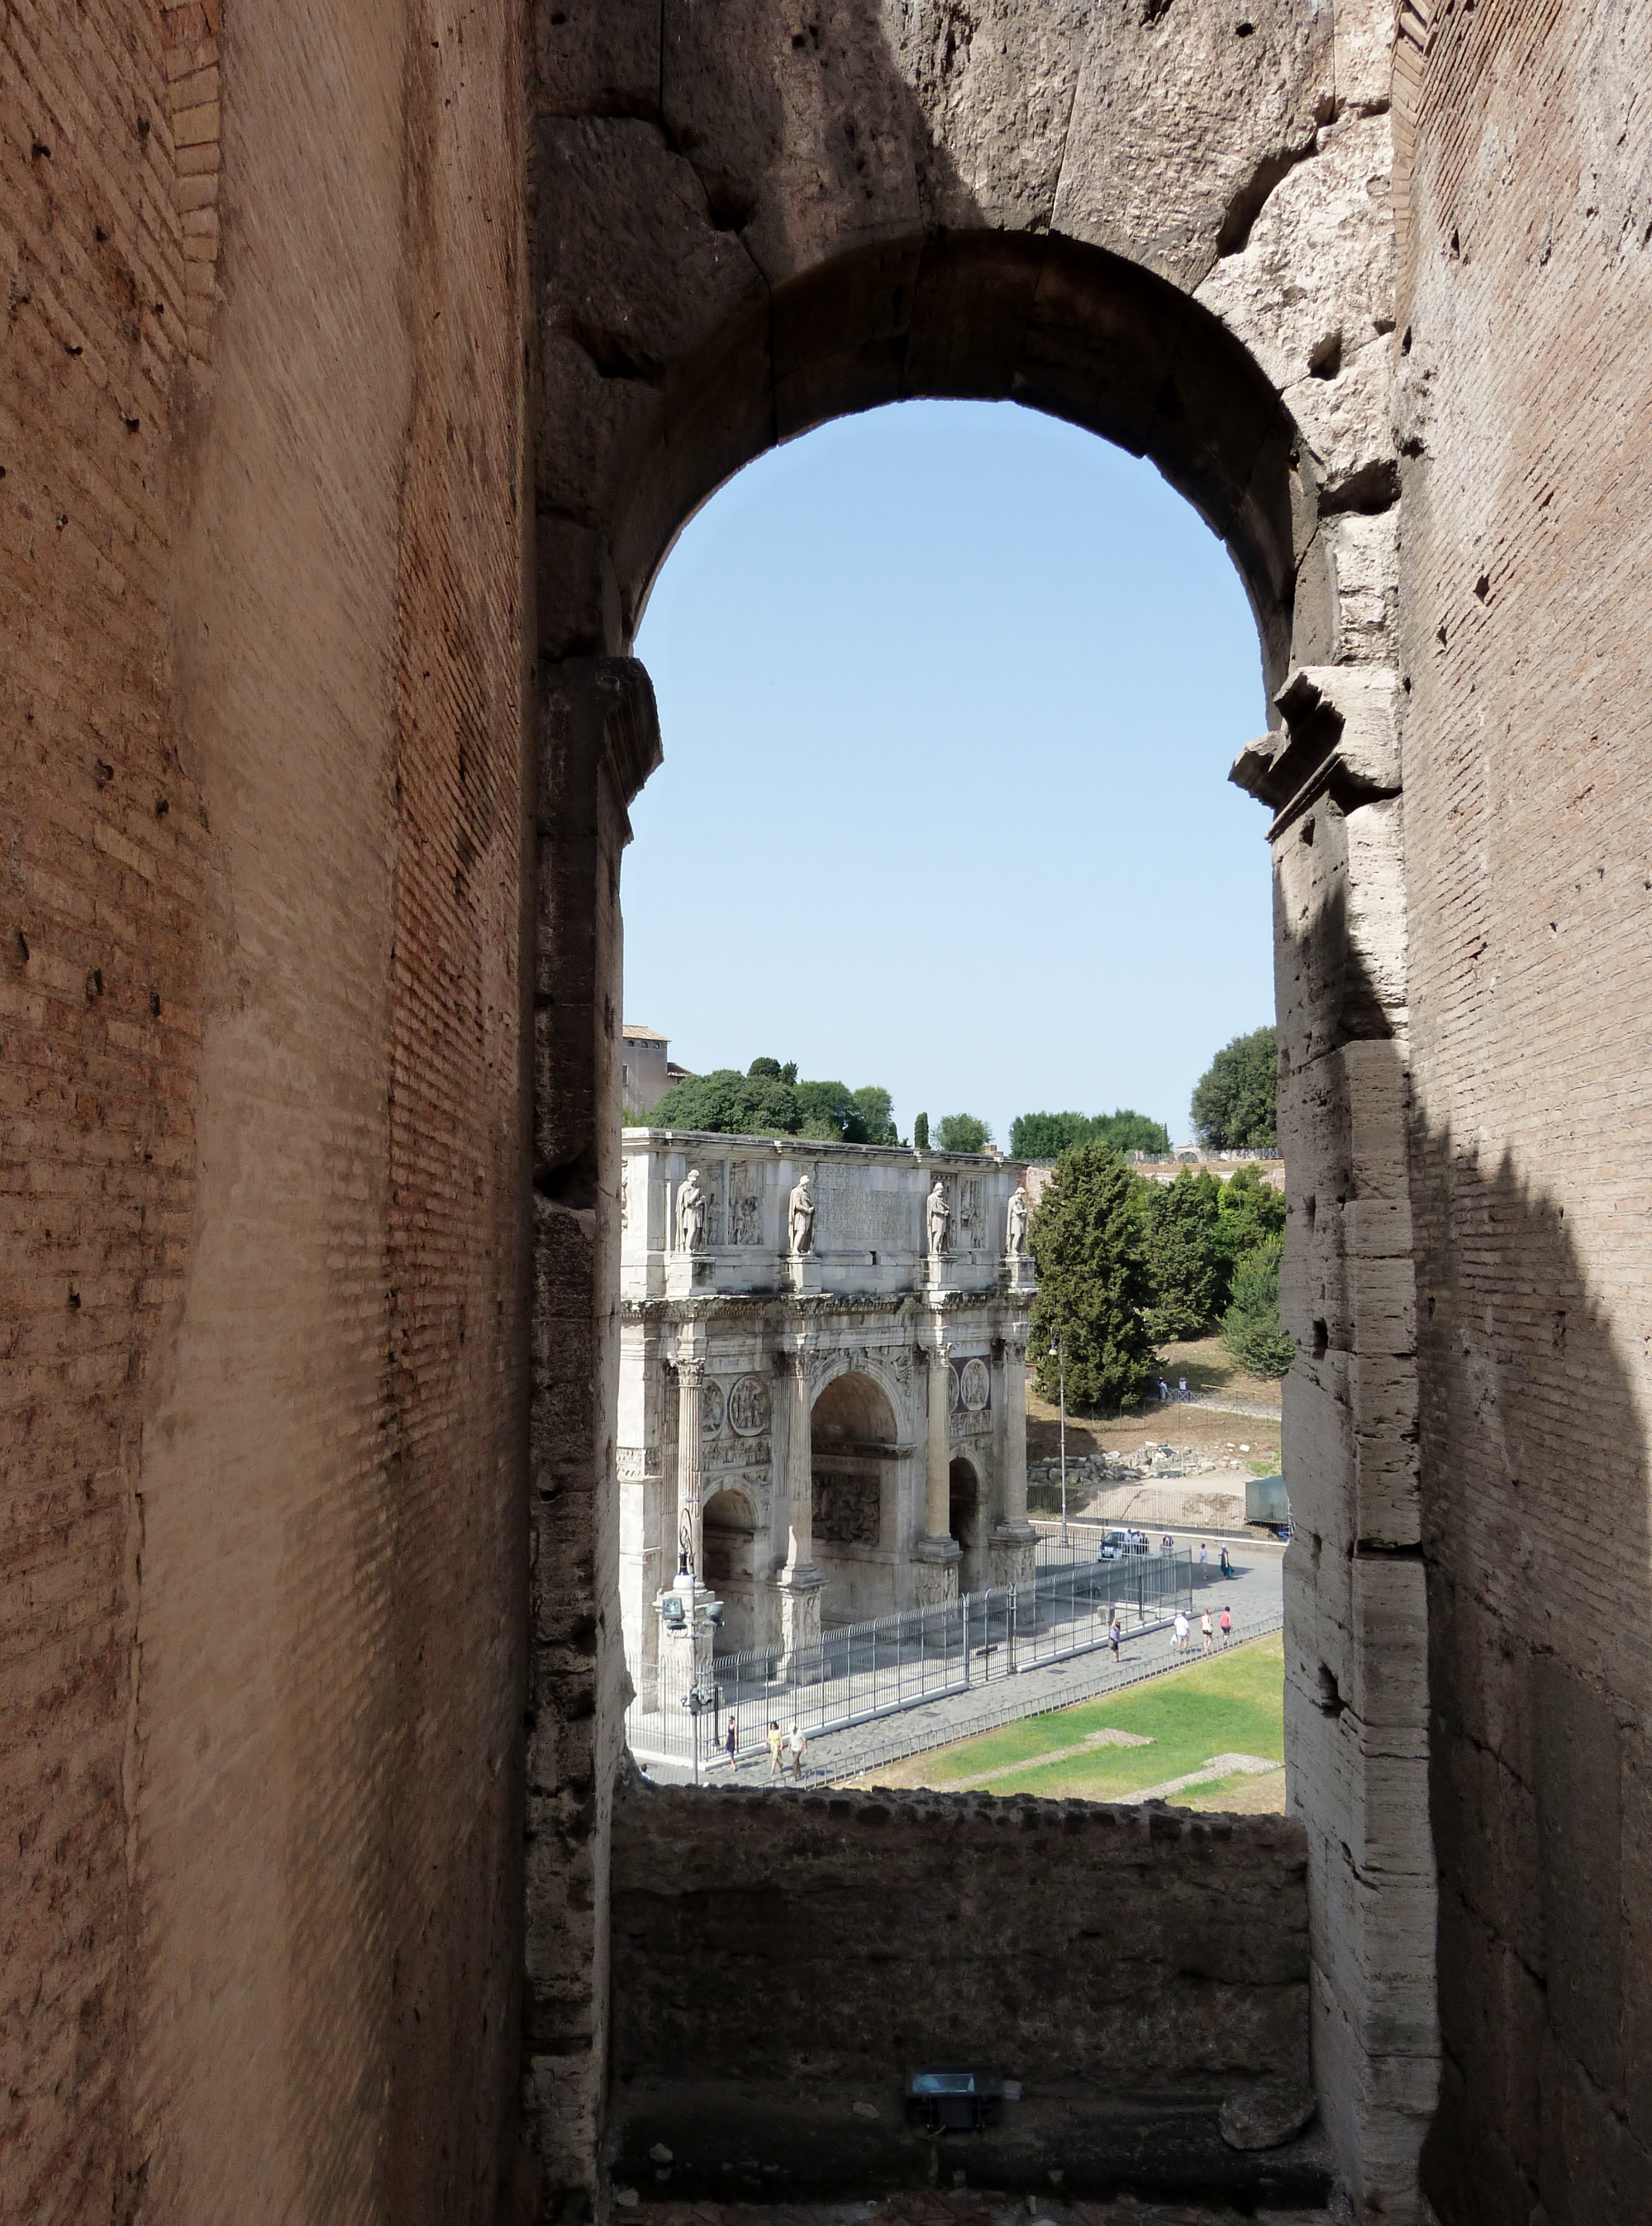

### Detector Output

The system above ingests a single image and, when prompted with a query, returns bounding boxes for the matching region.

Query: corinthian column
[775,1345,822,1679]
[991,1328,1038,1588]
[675,1353,705,1582]
[914,1320,960,1606]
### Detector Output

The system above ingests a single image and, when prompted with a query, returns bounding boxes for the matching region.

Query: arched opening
[701,1487,757,1656]
[531,86,1424,2209]
[947,1455,982,1596]
[809,1370,900,1627]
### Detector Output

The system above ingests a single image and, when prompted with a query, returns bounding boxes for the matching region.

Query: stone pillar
[775,1347,822,1677]
[529,655,662,2210]
[674,1352,705,1583]
[915,1325,961,1606]
[991,1329,1038,1589]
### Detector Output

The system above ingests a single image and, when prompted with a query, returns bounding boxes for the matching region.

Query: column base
[922,1255,956,1293]
[655,1585,721,1712]
[1002,1253,1037,1294]
[783,1253,822,1294]
[774,1565,824,1683]
[912,1534,961,1608]
[990,1520,1038,1590]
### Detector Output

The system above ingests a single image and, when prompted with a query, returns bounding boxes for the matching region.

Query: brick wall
[608,1779,1316,2204]
[1400,2,1652,2219]
[2,2,194,2214]
[2,2,534,2219]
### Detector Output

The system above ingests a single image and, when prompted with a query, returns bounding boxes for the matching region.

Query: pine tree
[1140,1167,1222,1339]
[1027,1143,1159,1414]
[1220,1233,1296,1377]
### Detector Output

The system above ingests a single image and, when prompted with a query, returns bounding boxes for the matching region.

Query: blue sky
[626,399,1274,1150]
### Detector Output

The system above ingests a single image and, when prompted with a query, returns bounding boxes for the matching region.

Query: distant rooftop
[621,1022,667,1043]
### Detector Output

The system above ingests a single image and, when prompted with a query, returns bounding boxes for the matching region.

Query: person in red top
[1220,1604,1232,1645]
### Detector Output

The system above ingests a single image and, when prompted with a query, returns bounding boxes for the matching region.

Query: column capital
[775,1342,812,1381]
[674,1353,706,1389]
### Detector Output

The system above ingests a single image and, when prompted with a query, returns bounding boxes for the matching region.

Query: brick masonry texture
[2,2,532,2222]
[609,1778,1315,2200]
[1398,1,1652,2219]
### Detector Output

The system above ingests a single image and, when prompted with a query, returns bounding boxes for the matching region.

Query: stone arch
[809,1367,901,1625]
[535,9,1423,2215]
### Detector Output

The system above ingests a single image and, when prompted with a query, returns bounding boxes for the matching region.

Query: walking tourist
[1220,1604,1232,1645]
[1162,1532,1174,1557]
[1199,1541,1209,1568]
[1174,1609,1190,1655]
[766,1720,783,1777]
[724,1714,738,1767]
[1201,1609,1213,1655]
[788,1723,808,1780]
[1178,1378,1188,1399]
[1109,1615,1121,1662]
[1219,1543,1231,1577]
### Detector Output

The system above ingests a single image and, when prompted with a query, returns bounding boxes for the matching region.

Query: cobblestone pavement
[643,1552,1284,1790]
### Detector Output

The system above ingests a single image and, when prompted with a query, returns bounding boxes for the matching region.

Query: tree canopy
[936,1112,993,1154]
[912,1112,930,1150]
[1010,1108,1171,1160]
[1220,1232,1295,1376]
[1189,1026,1278,1151]
[645,1056,895,1143]
[1027,1144,1159,1414]
[1139,1167,1223,1342]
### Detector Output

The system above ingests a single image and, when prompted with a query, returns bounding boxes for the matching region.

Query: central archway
[810,1368,900,1627]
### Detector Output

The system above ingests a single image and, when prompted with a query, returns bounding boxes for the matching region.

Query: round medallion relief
[960,1357,991,1411]
[700,1380,726,1437]
[945,1362,961,1412]
[727,1373,771,1437]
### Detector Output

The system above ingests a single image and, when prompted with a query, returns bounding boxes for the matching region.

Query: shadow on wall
[1415,1136,1652,2226]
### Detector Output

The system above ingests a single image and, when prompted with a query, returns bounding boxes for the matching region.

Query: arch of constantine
[8,3,1652,2225]
[617,1131,1035,1703]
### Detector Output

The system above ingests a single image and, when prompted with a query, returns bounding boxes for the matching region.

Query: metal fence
[625,1532,1231,1776]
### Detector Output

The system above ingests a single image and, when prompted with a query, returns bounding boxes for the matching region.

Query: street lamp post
[1058,1323,1068,1547]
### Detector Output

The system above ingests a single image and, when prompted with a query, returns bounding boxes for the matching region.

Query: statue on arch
[926,1177,950,1259]
[1006,1185,1029,1256]
[788,1170,816,1256]
[676,1168,707,1254]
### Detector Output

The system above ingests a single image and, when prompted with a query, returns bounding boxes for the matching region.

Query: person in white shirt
[1174,1610,1190,1654]
[788,1723,808,1780]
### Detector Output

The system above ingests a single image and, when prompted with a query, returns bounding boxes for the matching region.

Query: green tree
[912,1112,930,1151]
[1010,1108,1171,1159]
[1190,1026,1278,1151]
[1140,1167,1223,1340]
[1027,1144,1159,1414]
[852,1084,898,1146]
[1220,1232,1295,1376]
[649,1061,894,1143]
[1213,1163,1287,1305]
[649,1066,800,1135]
[937,1112,993,1153]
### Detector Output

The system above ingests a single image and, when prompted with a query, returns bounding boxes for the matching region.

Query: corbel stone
[1230,662,1403,824]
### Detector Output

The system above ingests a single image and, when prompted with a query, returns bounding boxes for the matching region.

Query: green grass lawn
[859,1628,1285,1804]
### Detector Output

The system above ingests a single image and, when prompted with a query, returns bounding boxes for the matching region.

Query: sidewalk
[646,1551,1283,1790]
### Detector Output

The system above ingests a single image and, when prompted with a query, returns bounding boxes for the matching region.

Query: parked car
[1096,1528,1150,1561]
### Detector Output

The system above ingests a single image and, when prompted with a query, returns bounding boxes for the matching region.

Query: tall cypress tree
[1027,1143,1159,1414]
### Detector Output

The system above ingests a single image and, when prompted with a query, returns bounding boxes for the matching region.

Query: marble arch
[536,8,1420,2219]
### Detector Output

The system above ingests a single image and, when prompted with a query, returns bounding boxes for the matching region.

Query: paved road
[643,1547,1284,1790]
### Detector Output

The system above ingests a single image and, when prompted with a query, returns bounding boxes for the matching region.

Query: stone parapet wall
[608,1777,1316,2201]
